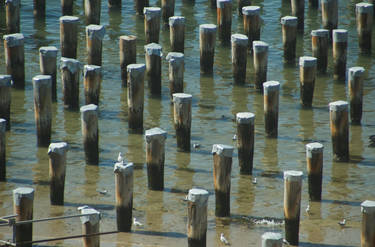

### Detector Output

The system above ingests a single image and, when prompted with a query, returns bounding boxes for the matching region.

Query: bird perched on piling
[220,233,230,245]
[369,135,375,147]
[118,152,124,162]
[338,219,346,226]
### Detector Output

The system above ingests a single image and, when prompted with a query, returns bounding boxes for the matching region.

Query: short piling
[261,232,283,247]
[0,119,6,181]
[83,65,102,105]
[329,100,349,162]
[169,16,185,53]
[231,34,248,84]
[48,142,68,205]
[144,7,161,44]
[217,0,232,44]
[33,0,46,18]
[291,0,304,31]
[61,0,73,15]
[361,200,375,247]
[0,75,12,130]
[13,187,34,247]
[39,46,58,102]
[5,0,20,33]
[263,81,280,138]
[348,67,365,125]
[80,104,99,165]
[161,0,174,24]
[60,57,82,110]
[236,112,255,175]
[173,93,192,152]
[86,25,105,66]
[284,170,303,246]
[299,56,317,107]
[145,43,162,95]
[166,52,184,100]
[80,207,101,247]
[3,33,24,89]
[187,188,209,247]
[114,161,134,232]
[321,0,338,36]
[306,142,323,201]
[311,29,329,74]
[212,144,233,217]
[119,35,137,87]
[127,64,145,130]
[356,2,373,53]
[145,127,167,190]
[84,0,101,25]
[332,29,348,81]
[60,16,79,59]
[199,24,217,74]
[281,16,297,62]
[242,6,260,49]
[253,41,268,91]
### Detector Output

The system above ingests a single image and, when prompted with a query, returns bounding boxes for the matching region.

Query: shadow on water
[299,242,356,247]
[133,230,186,238]
[63,201,115,211]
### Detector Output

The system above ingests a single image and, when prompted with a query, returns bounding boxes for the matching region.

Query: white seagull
[220,233,230,245]
[118,152,124,162]
[305,204,310,214]
[77,205,90,211]
[252,178,257,184]
[133,217,143,226]
[338,219,346,226]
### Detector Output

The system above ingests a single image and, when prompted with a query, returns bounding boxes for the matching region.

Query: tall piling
[161,0,174,24]
[166,52,184,100]
[33,0,46,18]
[306,142,323,201]
[86,25,105,66]
[242,6,260,50]
[321,0,338,36]
[80,207,101,247]
[48,142,68,205]
[332,29,348,81]
[173,93,192,152]
[263,81,280,138]
[145,43,162,95]
[281,16,297,62]
[361,200,375,247]
[231,34,248,84]
[329,100,349,162]
[0,119,6,181]
[291,0,304,31]
[144,7,161,44]
[84,0,101,24]
[199,24,217,74]
[261,232,283,247]
[217,0,232,44]
[127,64,145,131]
[311,29,329,74]
[83,65,102,105]
[0,75,12,130]
[135,0,149,15]
[356,2,373,53]
[3,33,24,89]
[236,112,255,175]
[169,16,185,53]
[299,56,317,107]
[119,35,137,87]
[80,104,99,165]
[348,67,365,125]
[13,187,34,247]
[39,46,58,102]
[60,16,79,59]
[60,57,82,110]
[5,0,20,33]
[253,41,268,91]
[61,0,73,15]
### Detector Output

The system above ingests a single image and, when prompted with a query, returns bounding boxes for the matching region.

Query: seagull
[305,204,310,214]
[97,189,107,195]
[77,205,90,211]
[133,217,143,226]
[338,219,346,226]
[182,195,188,201]
[232,134,237,141]
[118,152,124,162]
[193,143,201,149]
[220,233,230,245]
[283,239,290,245]
[252,178,257,184]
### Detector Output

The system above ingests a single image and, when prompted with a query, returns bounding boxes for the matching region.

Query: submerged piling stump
[242,6,260,50]
[199,24,217,74]
[145,43,162,95]
[253,41,268,91]
[80,104,99,165]
[13,187,34,247]
[281,16,297,62]
[84,0,101,24]
[60,16,79,59]
[119,35,137,87]
[361,200,375,247]
[299,56,317,107]
[60,57,82,110]
[39,46,58,102]
[231,34,248,84]
[332,29,348,81]
[166,52,184,100]
[5,0,20,33]
[329,100,349,162]
[144,7,161,44]
[86,25,105,66]
[0,119,6,181]
[169,16,185,53]
[306,142,323,201]
[263,81,280,138]
[348,67,365,125]
[3,33,24,89]
[261,232,283,247]
[217,0,232,44]
[236,112,255,175]
[80,207,101,247]
[83,65,102,105]
[291,0,304,31]
[311,29,329,74]
[173,93,192,152]
[48,142,68,205]
[127,64,145,131]
[356,2,373,53]
[0,75,12,130]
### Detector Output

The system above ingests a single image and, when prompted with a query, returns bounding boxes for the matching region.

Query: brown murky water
[0,0,374,246]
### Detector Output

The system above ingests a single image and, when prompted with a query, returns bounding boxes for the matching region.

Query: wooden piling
[348,67,365,125]
[145,127,167,190]
[306,142,323,201]
[308,0,318,8]
[144,7,161,44]
[173,93,192,152]
[253,41,268,91]
[114,161,134,232]
[236,112,255,175]
[361,200,375,247]
[144,43,162,95]
[321,0,338,35]
[187,188,209,247]
[108,0,121,8]
[60,16,79,59]
[80,104,99,165]
[263,81,280,138]
[0,119,6,181]
[119,35,137,87]
[5,0,20,33]
[299,56,317,107]
[237,0,251,16]
[329,100,349,162]
[311,29,329,74]
[61,0,73,15]
[127,64,145,130]
[161,0,174,24]
[3,33,24,89]
[33,0,45,18]
[48,142,68,205]
[284,170,303,246]
[261,232,283,247]
[281,16,297,62]
[217,0,232,44]
[356,2,373,53]
[291,0,304,31]
[60,57,82,110]
[86,25,105,66]
[13,187,34,247]
[80,207,101,247]
[83,65,102,105]
[242,6,260,50]
[84,0,101,25]
[169,16,185,53]
[212,144,233,217]
[39,46,58,102]
[166,52,184,100]
[332,29,348,81]
[199,24,217,74]
[135,0,149,15]
[0,75,12,130]
[231,34,248,84]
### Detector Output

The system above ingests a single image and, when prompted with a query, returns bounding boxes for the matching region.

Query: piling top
[80,207,101,225]
[263,81,280,94]
[348,66,365,79]
[173,93,192,104]
[253,41,269,53]
[217,0,232,8]
[187,188,209,205]
[329,100,348,112]
[86,25,106,40]
[261,232,283,243]
[60,57,82,73]
[32,75,52,89]
[199,24,217,33]
[144,7,161,20]
[60,15,79,23]
[13,187,34,206]
[231,34,248,46]
[311,29,329,37]
[48,142,69,156]
[84,65,102,76]
[127,63,146,74]
[280,16,298,26]
[212,144,233,157]
[0,75,12,87]
[144,43,162,57]
[242,6,260,16]
[284,170,303,182]
[361,200,375,214]
[299,56,317,67]
[166,52,184,65]
[114,161,134,175]
[356,2,373,14]
[80,104,98,113]
[120,35,137,42]
[169,16,185,26]
[333,29,348,42]
[236,112,255,124]
[145,127,167,143]
[0,119,6,132]
[3,33,24,47]
[306,142,324,157]
[5,0,20,5]
[39,46,58,57]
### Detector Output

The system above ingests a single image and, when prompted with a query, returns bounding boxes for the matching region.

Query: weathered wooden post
[212,144,233,217]
[144,43,162,95]
[60,16,79,59]
[356,2,373,53]
[231,34,248,84]
[5,0,20,33]
[173,93,192,152]
[80,104,99,165]
[306,142,323,201]
[329,100,349,162]
[332,29,348,81]
[145,127,167,190]
[135,0,149,15]
[13,187,34,247]
[0,75,11,130]
[361,200,375,247]
[263,81,280,138]
[311,29,329,74]
[217,0,232,44]
[261,232,283,247]
[238,0,251,16]
[161,0,174,24]
[281,16,297,62]
[348,67,365,125]
[169,16,185,53]
[166,52,184,100]
[308,0,318,8]
[119,35,137,87]
[114,161,134,232]
[187,188,209,247]
[33,0,46,18]
[144,7,161,44]
[60,57,81,110]
[284,170,303,246]
[127,64,145,130]
[242,6,260,49]
[291,0,304,31]
[299,56,317,107]
[3,33,24,89]
[108,0,121,8]
[199,24,217,74]
[61,0,73,15]
[84,0,101,25]
[80,207,101,247]
[83,65,102,105]
[39,46,58,102]
[321,0,338,36]
[0,119,6,181]
[236,112,255,175]
[48,142,68,205]
[253,41,268,91]
[86,25,105,66]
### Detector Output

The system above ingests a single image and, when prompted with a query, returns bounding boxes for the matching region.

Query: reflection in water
[33,17,48,48]
[199,75,216,115]
[231,84,249,116]
[262,137,279,170]
[147,95,162,128]
[126,132,144,166]
[235,175,255,215]
[108,8,122,40]
[299,108,315,142]
[84,165,100,198]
